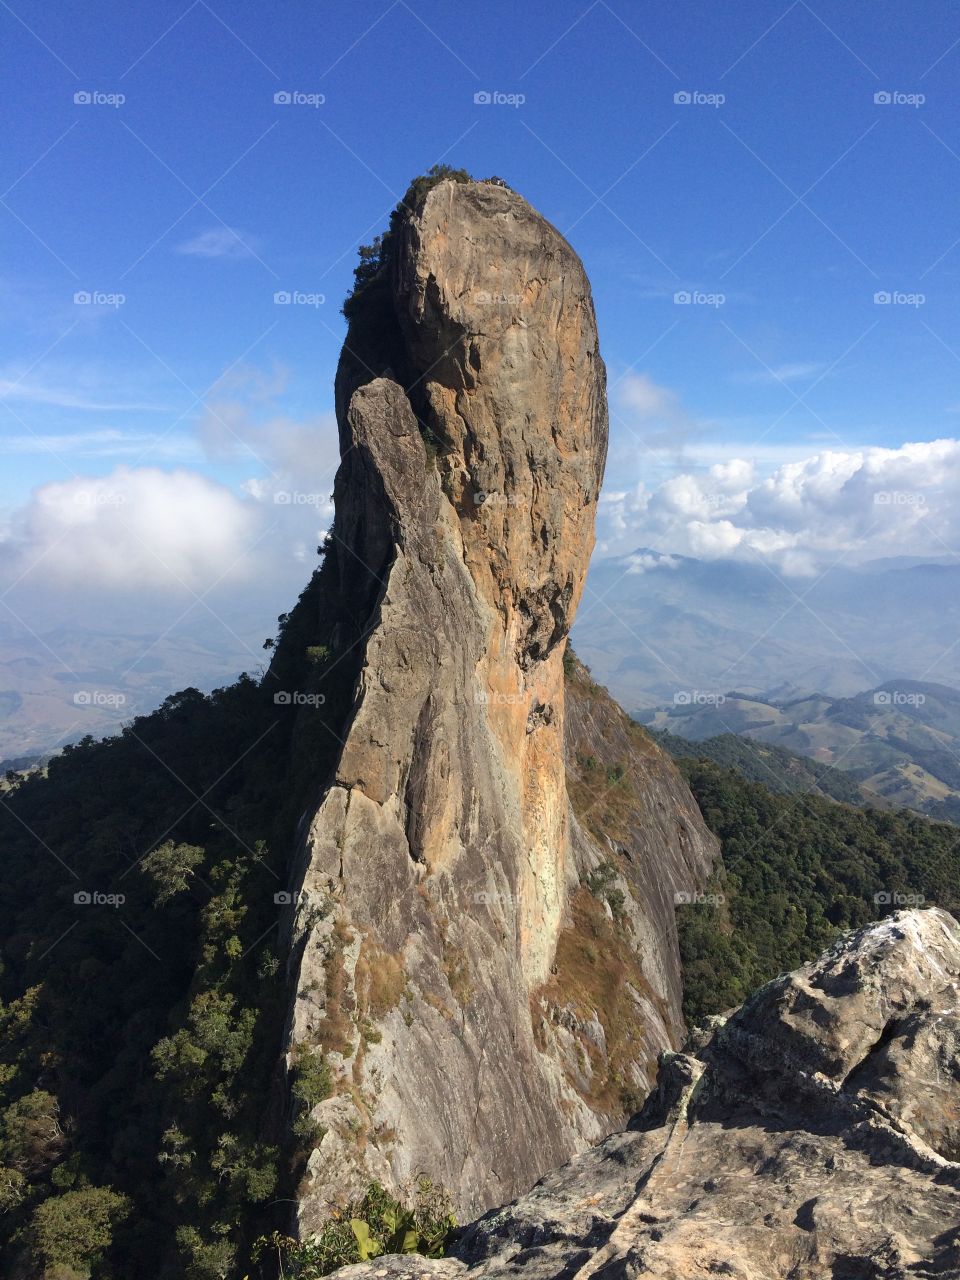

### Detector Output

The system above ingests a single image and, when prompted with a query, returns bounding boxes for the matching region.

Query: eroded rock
[336,909,960,1280]
[280,178,717,1229]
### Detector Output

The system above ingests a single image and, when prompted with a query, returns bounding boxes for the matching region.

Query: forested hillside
[674,756,960,1022]
[0,557,358,1278]
[648,728,870,805]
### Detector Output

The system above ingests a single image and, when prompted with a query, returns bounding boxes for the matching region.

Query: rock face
[330,909,960,1280]
[281,178,717,1229]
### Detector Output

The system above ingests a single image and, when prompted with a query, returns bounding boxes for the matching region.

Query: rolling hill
[638,679,960,823]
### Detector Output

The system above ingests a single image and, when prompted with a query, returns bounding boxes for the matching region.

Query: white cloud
[0,367,343,597]
[176,227,260,260]
[598,438,960,572]
[612,372,704,454]
[1,468,260,590]
[618,372,680,419]
[625,551,680,575]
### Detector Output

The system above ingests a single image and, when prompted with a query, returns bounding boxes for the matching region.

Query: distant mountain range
[646,727,876,807]
[4,547,960,766]
[571,549,960,709]
[638,678,960,823]
[0,590,275,760]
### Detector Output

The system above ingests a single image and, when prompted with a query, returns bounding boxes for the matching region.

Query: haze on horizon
[2,0,959,754]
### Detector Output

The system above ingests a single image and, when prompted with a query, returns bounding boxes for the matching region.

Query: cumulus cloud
[1,468,260,590]
[0,367,343,598]
[598,439,960,572]
[624,551,680,575]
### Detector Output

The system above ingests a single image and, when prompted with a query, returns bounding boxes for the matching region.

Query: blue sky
[2,0,960,596]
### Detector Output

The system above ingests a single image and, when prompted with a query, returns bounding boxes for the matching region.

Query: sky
[2,0,960,679]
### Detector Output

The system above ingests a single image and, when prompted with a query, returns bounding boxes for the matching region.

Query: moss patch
[533,889,662,1116]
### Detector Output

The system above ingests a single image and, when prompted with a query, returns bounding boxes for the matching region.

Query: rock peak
[281,178,715,1229]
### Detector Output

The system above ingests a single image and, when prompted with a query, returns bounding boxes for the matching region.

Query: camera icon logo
[73,291,92,305]
[274,91,292,104]
[74,90,92,104]
[474,90,492,104]
[273,691,292,705]
[274,891,293,905]
[874,91,892,105]
[74,890,91,904]
[73,691,92,705]
[674,91,692,104]
[874,690,892,704]
[274,290,291,304]
[673,290,691,304]
[874,291,891,304]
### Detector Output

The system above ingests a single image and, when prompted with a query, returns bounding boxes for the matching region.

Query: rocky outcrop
[330,908,960,1279]
[280,178,717,1230]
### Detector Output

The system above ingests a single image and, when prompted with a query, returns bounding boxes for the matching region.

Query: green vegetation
[638,680,960,824]
[584,863,626,920]
[253,1179,455,1277]
[649,728,867,804]
[0,543,368,1276]
[673,756,960,1023]
[343,165,474,317]
[28,1185,130,1277]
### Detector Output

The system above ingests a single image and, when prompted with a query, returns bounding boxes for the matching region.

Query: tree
[140,840,205,905]
[29,1186,130,1275]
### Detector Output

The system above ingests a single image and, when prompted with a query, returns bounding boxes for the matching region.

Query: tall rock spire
[282,178,715,1230]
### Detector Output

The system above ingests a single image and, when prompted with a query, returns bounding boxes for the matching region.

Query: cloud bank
[599,437,959,573]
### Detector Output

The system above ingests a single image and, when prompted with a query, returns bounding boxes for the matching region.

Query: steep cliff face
[331,909,960,1280]
[282,179,716,1229]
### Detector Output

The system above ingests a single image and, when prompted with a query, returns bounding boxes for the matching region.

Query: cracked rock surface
[329,909,960,1279]
[280,179,717,1229]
